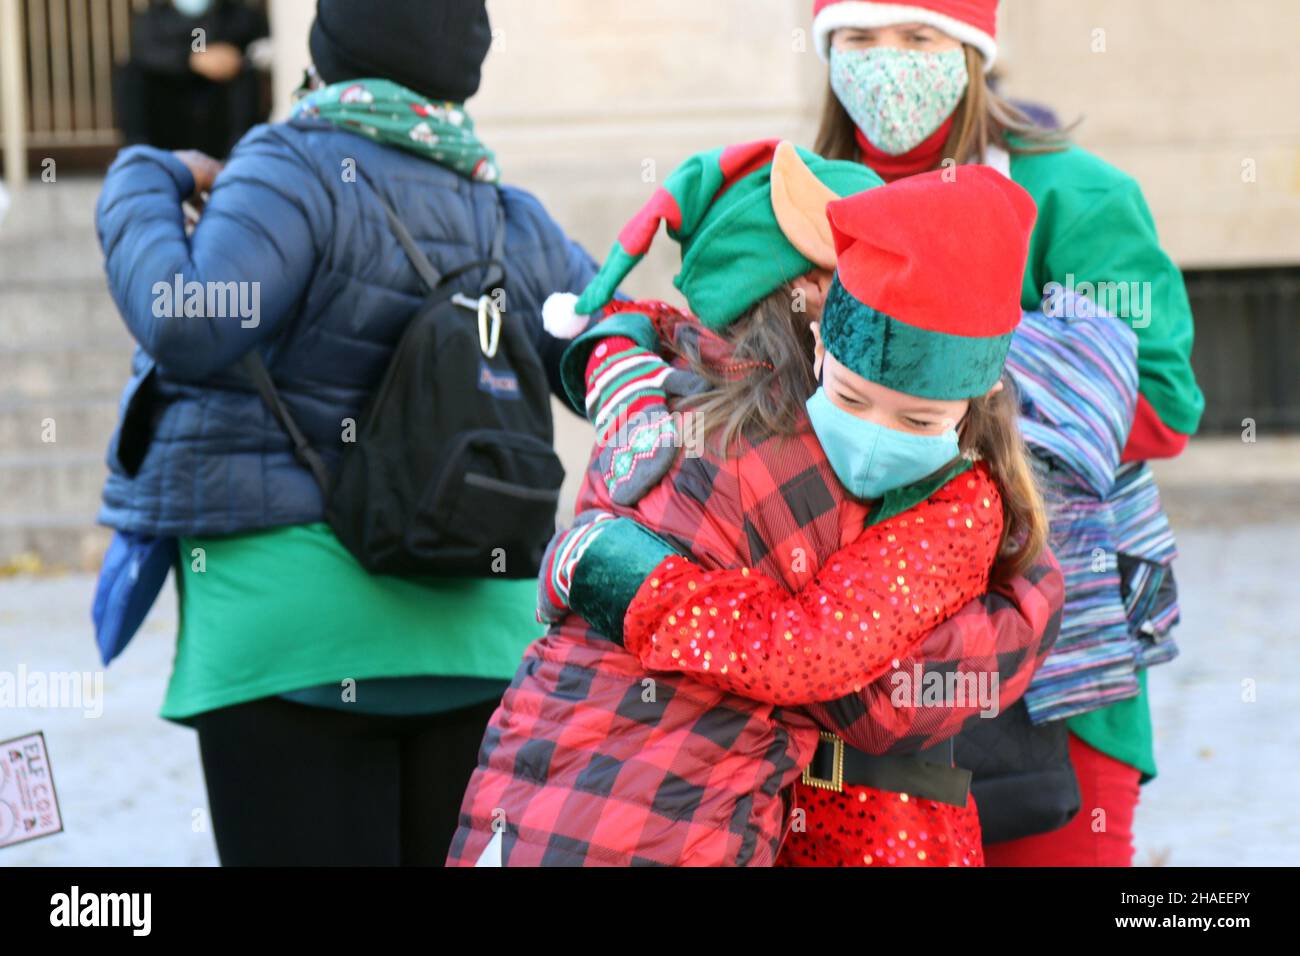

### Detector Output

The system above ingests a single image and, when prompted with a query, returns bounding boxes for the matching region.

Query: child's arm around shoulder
[557,302,709,507]
[622,462,1004,705]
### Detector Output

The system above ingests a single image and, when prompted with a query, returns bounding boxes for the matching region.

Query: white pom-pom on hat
[542,292,588,339]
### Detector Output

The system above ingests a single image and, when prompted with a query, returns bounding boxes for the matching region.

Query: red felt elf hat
[819,164,1037,400]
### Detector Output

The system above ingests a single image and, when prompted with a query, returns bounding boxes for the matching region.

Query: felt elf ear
[770,141,840,270]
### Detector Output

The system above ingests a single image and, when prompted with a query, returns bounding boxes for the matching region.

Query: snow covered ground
[1,520,1297,867]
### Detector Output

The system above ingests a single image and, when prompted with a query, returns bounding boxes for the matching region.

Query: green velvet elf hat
[820,165,1039,400]
[541,140,884,336]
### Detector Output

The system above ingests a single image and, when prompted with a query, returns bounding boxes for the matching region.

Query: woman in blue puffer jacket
[94,0,598,865]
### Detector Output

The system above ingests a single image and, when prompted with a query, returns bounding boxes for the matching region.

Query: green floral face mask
[830,47,969,156]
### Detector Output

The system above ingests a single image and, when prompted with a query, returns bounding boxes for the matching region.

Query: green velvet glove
[537,512,678,645]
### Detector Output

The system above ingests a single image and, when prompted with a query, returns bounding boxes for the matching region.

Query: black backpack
[242,186,565,579]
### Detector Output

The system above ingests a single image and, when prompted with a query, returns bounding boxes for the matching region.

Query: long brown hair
[958,377,1049,582]
[671,284,817,454]
[814,45,1071,166]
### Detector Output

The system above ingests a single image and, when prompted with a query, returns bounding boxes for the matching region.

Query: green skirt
[1067,669,1157,782]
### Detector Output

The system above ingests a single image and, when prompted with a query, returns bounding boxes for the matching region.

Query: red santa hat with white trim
[812,0,1000,70]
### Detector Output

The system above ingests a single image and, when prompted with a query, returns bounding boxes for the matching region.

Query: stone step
[0,396,120,453]
[0,346,135,400]
[0,284,126,347]
[0,233,107,283]
[0,514,109,572]
[0,177,104,237]
[0,451,106,520]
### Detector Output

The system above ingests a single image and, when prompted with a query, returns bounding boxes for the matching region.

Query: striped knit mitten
[536,510,677,643]
[585,336,683,506]
[536,511,616,624]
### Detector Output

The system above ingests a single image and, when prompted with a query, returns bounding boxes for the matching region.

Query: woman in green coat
[806,0,1203,865]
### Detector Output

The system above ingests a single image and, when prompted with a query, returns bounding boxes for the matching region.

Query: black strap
[357,165,508,296]
[240,351,332,495]
[238,170,509,494]
[284,117,507,292]
[374,188,445,291]
[488,203,506,278]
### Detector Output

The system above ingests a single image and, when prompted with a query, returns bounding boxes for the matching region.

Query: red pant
[983,733,1141,867]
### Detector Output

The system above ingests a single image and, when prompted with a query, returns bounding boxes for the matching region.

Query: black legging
[191,696,498,866]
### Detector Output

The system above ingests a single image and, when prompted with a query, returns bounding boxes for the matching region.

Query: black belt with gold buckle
[800,732,972,807]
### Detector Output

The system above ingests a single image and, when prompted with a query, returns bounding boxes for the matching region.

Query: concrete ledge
[1151,436,1300,487]
[1149,436,1300,530]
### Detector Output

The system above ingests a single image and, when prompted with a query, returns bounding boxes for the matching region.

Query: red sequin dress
[621,464,1003,867]
[778,785,985,867]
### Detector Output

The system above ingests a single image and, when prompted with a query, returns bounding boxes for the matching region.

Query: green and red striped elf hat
[820,165,1037,399]
[543,140,884,335]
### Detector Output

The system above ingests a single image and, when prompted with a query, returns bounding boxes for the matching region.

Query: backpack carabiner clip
[452,293,502,359]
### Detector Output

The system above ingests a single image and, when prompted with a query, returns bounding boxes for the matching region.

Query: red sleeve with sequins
[621,465,1005,706]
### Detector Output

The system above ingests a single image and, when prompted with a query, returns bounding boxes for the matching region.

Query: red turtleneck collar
[856,114,955,183]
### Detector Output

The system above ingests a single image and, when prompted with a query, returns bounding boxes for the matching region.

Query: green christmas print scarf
[292,77,499,183]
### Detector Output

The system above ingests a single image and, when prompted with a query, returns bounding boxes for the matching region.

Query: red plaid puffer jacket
[447,309,1063,867]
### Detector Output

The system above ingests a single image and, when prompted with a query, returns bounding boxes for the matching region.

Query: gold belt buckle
[801,731,844,792]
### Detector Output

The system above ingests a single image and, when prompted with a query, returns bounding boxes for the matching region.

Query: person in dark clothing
[95,0,598,866]
[117,0,269,159]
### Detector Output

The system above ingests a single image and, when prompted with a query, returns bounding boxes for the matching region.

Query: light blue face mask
[173,0,214,18]
[806,388,960,500]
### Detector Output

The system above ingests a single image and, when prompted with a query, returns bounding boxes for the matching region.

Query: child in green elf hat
[539,163,1053,868]
[449,142,1064,867]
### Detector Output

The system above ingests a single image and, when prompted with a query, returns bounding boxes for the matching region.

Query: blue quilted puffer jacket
[95,119,598,536]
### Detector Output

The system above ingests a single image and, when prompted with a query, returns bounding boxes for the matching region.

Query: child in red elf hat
[546,165,1052,866]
